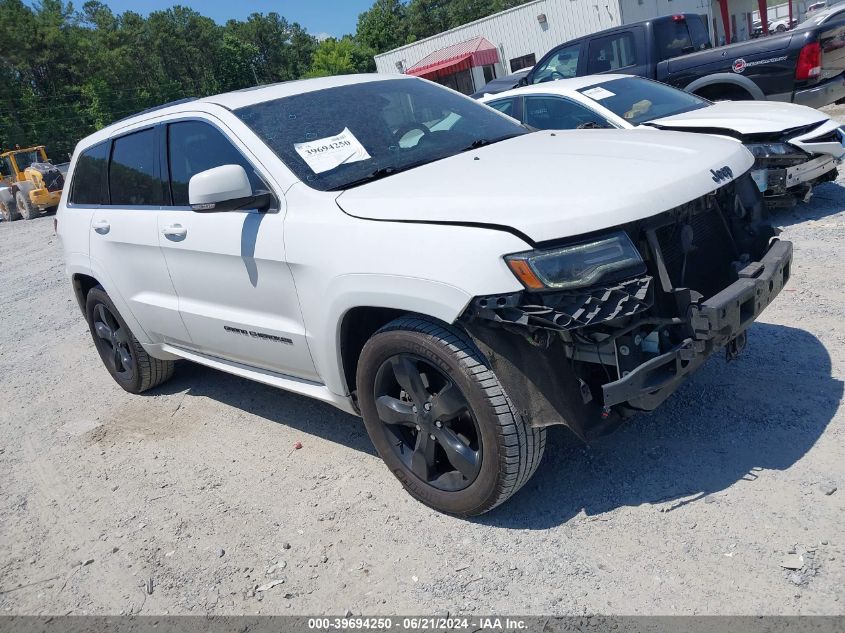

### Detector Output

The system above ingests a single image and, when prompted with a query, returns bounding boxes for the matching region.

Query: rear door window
[167,120,263,206]
[69,142,109,205]
[109,129,162,206]
[523,96,613,130]
[531,43,582,83]
[587,32,637,73]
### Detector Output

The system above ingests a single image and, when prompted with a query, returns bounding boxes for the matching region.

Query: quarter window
[654,20,695,61]
[167,121,262,206]
[69,142,109,205]
[109,129,161,206]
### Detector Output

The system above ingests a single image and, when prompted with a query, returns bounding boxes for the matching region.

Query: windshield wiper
[459,134,522,153]
[463,138,493,151]
[329,166,397,191]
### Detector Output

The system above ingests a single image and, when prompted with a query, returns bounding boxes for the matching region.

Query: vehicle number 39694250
[304,140,352,155]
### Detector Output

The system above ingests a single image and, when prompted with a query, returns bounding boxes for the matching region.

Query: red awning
[406,37,500,79]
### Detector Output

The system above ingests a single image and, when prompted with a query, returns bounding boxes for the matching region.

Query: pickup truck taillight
[796,42,822,80]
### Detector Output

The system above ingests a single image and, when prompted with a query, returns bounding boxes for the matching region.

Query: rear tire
[15,190,39,220]
[357,316,545,516]
[0,198,19,222]
[85,286,175,394]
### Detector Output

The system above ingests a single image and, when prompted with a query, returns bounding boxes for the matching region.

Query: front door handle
[162,224,187,241]
[92,220,110,235]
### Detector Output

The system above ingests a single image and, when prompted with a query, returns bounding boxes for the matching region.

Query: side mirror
[189,164,272,213]
[518,76,529,87]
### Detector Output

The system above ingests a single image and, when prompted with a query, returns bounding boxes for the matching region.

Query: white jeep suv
[57,75,792,516]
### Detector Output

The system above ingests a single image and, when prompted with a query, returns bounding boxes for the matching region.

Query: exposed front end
[461,171,792,439]
[733,121,844,205]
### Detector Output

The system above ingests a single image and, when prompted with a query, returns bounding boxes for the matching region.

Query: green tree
[406,0,451,41]
[0,0,388,158]
[224,13,316,84]
[356,0,409,53]
[306,37,359,77]
[218,34,260,92]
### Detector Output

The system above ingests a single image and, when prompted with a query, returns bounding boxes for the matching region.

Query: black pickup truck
[516,13,845,108]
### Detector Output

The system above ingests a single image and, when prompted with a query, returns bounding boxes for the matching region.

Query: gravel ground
[1,122,844,617]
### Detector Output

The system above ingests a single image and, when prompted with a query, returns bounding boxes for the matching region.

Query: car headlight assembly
[505,231,646,291]
[745,142,801,159]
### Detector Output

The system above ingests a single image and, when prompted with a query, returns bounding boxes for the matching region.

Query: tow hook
[725,330,747,362]
[803,186,813,204]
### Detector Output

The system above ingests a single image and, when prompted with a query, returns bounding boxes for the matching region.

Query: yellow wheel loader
[0,146,65,222]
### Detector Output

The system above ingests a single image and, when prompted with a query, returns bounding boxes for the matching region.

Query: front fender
[316,274,473,396]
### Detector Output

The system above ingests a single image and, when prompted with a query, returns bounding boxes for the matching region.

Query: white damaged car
[481,74,845,205]
[58,75,791,515]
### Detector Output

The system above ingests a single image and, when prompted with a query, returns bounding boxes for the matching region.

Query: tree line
[0,0,529,158]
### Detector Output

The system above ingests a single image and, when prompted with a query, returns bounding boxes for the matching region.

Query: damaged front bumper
[751,155,838,200]
[602,239,792,410]
[461,174,792,439]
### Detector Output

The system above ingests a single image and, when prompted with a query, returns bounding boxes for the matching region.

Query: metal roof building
[375,0,624,93]
[374,0,795,95]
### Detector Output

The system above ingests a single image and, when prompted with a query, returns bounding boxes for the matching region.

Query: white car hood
[336,129,754,244]
[648,101,828,135]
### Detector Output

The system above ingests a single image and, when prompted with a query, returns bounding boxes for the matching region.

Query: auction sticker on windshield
[582,86,616,100]
[294,128,371,174]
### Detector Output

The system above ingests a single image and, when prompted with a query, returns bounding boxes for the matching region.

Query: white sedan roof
[479,74,632,102]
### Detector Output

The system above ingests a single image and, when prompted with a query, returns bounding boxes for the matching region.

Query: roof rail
[110,97,198,126]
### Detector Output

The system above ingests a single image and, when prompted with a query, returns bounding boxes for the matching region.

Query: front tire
[357,316,545,516]
[85,286,175,394]
[15,190,38,220]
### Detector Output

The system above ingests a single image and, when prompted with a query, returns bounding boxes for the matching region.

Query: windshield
[235,78,526,191]
[8,150,40,173]
[577,76,710,124]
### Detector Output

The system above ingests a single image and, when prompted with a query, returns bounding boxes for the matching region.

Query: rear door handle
[162,224,187,240]
[92,220,110,235]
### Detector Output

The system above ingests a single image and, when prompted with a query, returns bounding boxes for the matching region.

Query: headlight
[745,142,800,159]
[505,231,645,291]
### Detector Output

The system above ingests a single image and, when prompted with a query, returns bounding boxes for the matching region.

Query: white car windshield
[235,78,526,191]
[577,77,710,125]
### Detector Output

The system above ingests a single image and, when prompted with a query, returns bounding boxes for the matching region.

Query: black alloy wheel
[84,285,175,393]
[357,316,546,516]
[373,353,482,491]
[91,302,135,379]
[375,354,482,492]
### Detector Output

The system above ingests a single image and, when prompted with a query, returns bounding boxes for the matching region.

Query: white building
[374,0,815,94]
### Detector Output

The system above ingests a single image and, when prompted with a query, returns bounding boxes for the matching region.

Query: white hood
[336,129,754,244]
[648,101,828,135]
